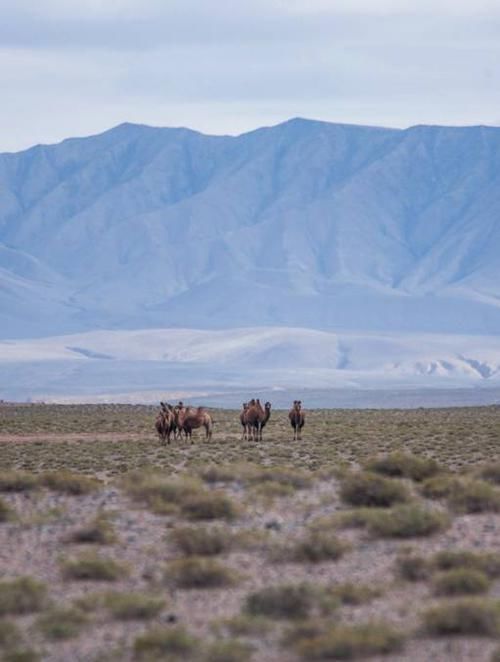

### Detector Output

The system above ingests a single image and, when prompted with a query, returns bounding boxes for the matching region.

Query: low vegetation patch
[0,471,38,493]
[326,583,382,606]
[122,471,202,514]
[36,607,88,640]
[446,479,500,514]
[477,462,500,485]
[133,626,199,660]
[364,504,449,538]
[213,615,271,637]
[66,515,117,545]
[244,584,314,620]
[419,475,463,500]
[276,532,349,563]
[39,471,100,495]
[61,554,128,581]
[432,550,500,578]
[0,497,14,522]
[395,551,431,582]
[0,620,20,648]
[0,577,47,615]
[340,472,409,507]
[290,622,405,660]
[104,592,165,620]
[365,453,442,482]
[180,492,239,521]
[171,526,233,556]
[421,598,500,636]
[204,639,253,662]
[433,568,491,596]
[166,557,237,589]
[2,649,41,662]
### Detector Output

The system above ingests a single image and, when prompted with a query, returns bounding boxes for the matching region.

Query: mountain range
[2,118,500,339]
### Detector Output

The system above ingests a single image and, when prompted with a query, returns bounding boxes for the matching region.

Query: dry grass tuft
[365,453,442,482]
[340,472,410,508]
[274,532,349,563]
[0,577,48,616]
[419,475,463,500]
[36,607,88,640]
[61,553,128,581]
[122,472,202,514]
[166,557,238,589]
[421,599,500,636]
[204,639,253,662]
[432,568,491,596]
[104,592,165,620]
[364,504,449,538]
[446,480,500,514]
[180,492,240,521]
[171,526,233,556]
[0,497,14,522]
[244,584,314,620]
[432,550,500,578]
[66,515,117,545]
[39,471,100,495]
[0,471,38,493]
[133,626,199,660]
[395,551,431,582]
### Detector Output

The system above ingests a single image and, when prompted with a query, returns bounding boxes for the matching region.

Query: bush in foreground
[433,568,491,596]
[104,592,165,620]
[340,473,410,508]
[39,471,100,495]
[432,550,500,578]
[244,584,314,620]
[204,639,253,662]
[447,480,500,514]
[0,471,38,493]
[422,599,500,636]
[36,607,88,640]
[171,526,233,556]
[134,626,199,660]
[166,557,237,589]
[67,515,117,545]
[0,577,47,616]
[61,554,128,581]
[291,622,405,660]
[275,532,348,563]
[365,504,449,538]
[365,453,442,482]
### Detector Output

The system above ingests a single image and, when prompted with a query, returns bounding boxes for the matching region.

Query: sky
[1,0,500,152]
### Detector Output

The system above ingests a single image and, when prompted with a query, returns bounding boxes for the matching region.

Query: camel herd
[155,399,305,443]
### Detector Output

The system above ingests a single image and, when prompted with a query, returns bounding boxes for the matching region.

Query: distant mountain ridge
[2,118,500,338]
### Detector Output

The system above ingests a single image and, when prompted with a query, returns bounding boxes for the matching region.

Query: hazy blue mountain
[2,118,500,338]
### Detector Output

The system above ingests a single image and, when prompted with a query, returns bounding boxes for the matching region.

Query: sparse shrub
[251,482,295,499]
[0,497,13,522]
[433,568,490,596]
[0,620,20,648]
[365,504,449,538]
[278,532,348,563]
[166,557,237,589]
[420,475,463,499]
[104,592,165,620]
[2,650,41,662]
[447,480,500,513]
[133,626,199,660]
[0,577,47,615]
[478,462,500,485]
[214,615,271,637]
[67,515,117,545]
[291,622,405,659]
[123,472,202,514]
[204,639,253,662]
[327,583,382,606]
[36,607,88,640]
[181,493,239,521]
[433,550,500,578]
[395,552,431,582]
[39,471,100,495]
[61,554,128,581]
[365,453,442,482]
[0,471,38,492]
[244,584,314,620]
[340,472,409,507]
[171,526,233,556]
[248,466,313,490]
[421,599,500,636]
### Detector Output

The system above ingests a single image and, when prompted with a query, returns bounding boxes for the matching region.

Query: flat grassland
[1,403,500,661]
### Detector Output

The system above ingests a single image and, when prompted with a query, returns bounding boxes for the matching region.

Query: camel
[155,402,174,444]
[176,402,213,442]
[245,399,271,441]
[288,400,305,440]
[240,402,250,440]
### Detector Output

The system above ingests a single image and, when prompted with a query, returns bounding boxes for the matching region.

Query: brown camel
[245,399,271,441]
[240,402,250,440]
[288,400,305,440]
[176,403,213,442]
[155,402,174,444]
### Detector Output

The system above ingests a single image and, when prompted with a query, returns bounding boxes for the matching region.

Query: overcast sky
[1,0,500,152]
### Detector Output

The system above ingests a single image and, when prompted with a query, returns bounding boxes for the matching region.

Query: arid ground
[1,403,500,661]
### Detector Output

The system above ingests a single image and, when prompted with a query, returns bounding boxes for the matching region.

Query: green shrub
[365,453,441,482]
[0,577,47,615]
[39,471,100,495]
[204,639,253,662]
[171,526,233,556]
[433,550,500,578]
[244,584,314,620]
[292,622,405,659]
[133,626,199,660]
[61,554,128,581]
[327,583,382,606]
[67,515,117,545]
[0,471,38,492]
[433,569,490,596]
[104,592,165,620]
[420,475,463,499]
[478,462,500,485]
[181,493,239,521]
[0,620,20,648]
[421,599,500,636]
[36,607,88,640]
[365,504,449,538]
[279,533,348,563]
[123,472,202,514]
[0,498,13,522]
[340,473,409,507]
[213,615,271,637]
[395,552,431,581]
[447,480,500,514]
[166,557,237,589]
[2,650,41,662]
